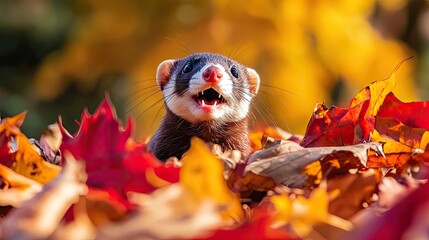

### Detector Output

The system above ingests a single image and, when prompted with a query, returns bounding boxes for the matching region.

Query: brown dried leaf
[245,141,383,187]
[327,169,378,219]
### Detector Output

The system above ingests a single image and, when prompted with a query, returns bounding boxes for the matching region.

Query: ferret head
[156,53,260,123]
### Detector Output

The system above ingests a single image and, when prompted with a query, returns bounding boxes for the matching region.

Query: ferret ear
[246,68,260,95]
[156,59,176,90]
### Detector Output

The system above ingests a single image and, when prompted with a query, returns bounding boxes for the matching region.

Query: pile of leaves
[1,64,429,239]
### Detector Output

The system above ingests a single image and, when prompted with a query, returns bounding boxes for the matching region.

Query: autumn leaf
[59,96,180,218]
[97,185,223,240]
[376,176,419,209]
[346,180,429,240]
[327,170,378,219]
[301,103,356,147]
[31,123,62,165]
[233,171,277,193]
[301,61,407,147]
[349,58,404,115]
[378,92,429,130]
[375,116,429,150]
[0,153,88,239]
[271,187,352,238]
[180,137,243,222]
[362,117,429,168]
[201,206,295,240]
[0,112,61,184]
[0,163,43,207]
[244,140,383,187]
[250,127,303,151]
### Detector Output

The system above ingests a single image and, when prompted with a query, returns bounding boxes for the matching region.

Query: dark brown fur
[149,108,251,161]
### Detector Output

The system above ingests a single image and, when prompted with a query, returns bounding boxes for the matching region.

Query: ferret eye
[182,62,193,73]
[230,66,239,78]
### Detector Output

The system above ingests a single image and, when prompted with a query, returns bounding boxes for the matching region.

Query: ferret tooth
[201,91,204,96]
[218,94,221,98]
[214,101,217,106]
[201,99,206,106]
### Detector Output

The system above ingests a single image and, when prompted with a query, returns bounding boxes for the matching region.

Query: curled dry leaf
[245,140,383,188]
[0,153,88,240]
[31,123,62,165]
[209,143,244,172]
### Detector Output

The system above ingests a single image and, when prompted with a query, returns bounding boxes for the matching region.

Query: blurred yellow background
[0,0,428,139]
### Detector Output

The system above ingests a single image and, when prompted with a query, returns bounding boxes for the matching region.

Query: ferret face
[156,53,260,123]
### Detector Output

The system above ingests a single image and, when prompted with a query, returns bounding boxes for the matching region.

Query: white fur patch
[163,63,252,123]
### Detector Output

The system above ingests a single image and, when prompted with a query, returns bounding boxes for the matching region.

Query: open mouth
[193,88,226,107]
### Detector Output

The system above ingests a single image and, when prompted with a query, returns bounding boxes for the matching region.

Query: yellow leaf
[368,58,411,115]
[271,188,329,237]
[180,137,243,221]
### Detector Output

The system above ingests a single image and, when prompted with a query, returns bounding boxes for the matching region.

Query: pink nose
[202,66,223,83]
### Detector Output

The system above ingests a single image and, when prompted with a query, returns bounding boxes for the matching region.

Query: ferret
[148,53,260,161]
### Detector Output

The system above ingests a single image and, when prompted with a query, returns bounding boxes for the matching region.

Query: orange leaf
[0,112,61,184]
[0,163,43,207]
[375,116,428,150]
[233,172,277,192]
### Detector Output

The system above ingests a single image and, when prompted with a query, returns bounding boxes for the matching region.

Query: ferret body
[148,53,260,161]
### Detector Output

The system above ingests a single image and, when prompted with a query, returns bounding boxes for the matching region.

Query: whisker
[149,100,166,130]
[126,88,162,113]
[259,83,301,98]
[127,78,158,87]
[231,41,249,60]
[231,89,275,128]
[128,85,159,97]
[134,97,166,121]
[234,86,291,128]
[164,33,195,55]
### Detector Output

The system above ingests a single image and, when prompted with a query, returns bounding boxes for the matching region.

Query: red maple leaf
[301,63,404,148]
[378,93,429,130]
[59,96,180,213]
[301,100,370,147]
